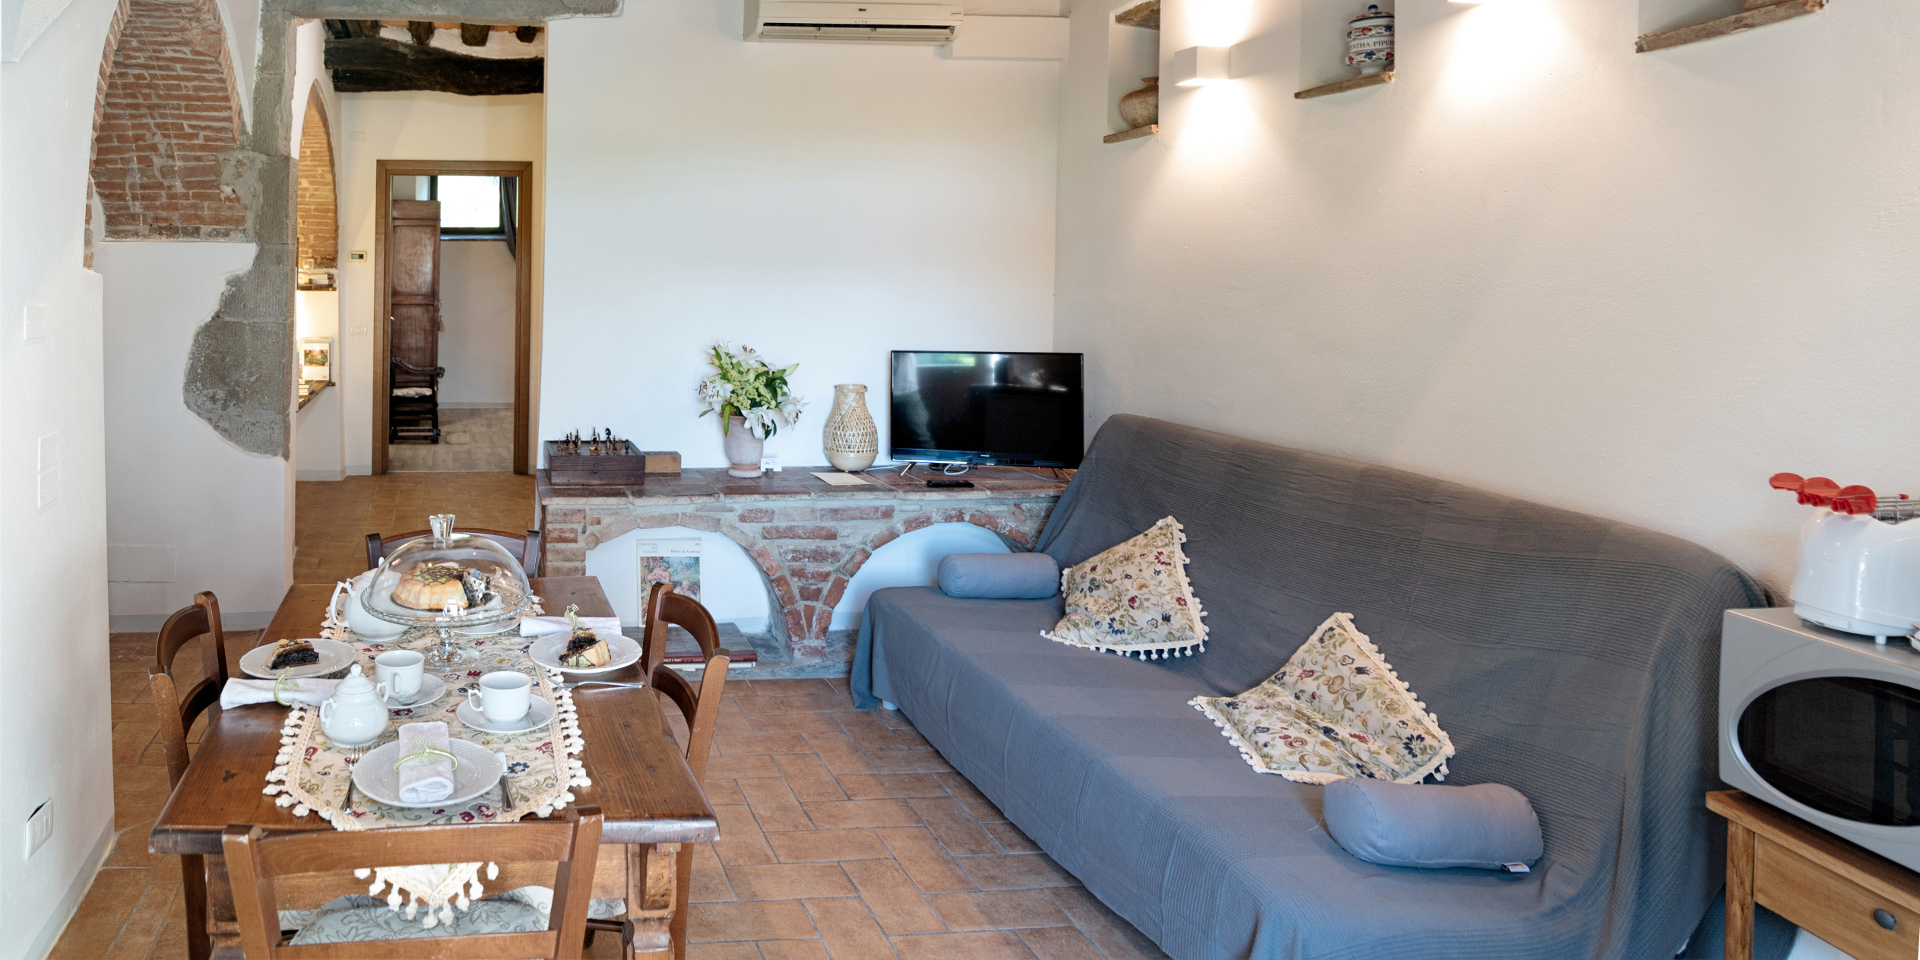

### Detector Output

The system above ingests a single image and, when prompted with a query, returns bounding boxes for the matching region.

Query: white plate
[528,630,641,675]
[350,737,504,809]
[240,637,359,680]
[456,695,556,735]
[381,674,446,709]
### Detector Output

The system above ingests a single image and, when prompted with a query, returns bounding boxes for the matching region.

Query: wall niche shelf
[1636,0,1824,53]
[1296,70,1393,100]
[1103,124,1158,144]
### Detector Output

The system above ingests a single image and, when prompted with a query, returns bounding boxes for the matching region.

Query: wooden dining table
[149,576,717,959]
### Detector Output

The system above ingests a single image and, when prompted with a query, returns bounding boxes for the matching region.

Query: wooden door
[388,199,440,372]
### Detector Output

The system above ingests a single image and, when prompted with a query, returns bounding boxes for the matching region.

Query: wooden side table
[1709,790,1920,960]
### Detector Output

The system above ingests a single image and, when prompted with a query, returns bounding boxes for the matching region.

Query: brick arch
[296,84,338,274]
[90,0,248,241]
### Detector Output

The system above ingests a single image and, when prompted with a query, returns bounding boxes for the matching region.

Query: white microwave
[1721,608,1920,870]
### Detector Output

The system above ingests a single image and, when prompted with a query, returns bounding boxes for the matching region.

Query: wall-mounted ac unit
[745,0,963,44]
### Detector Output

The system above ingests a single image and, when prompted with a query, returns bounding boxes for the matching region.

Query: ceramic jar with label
[1346,5,1393,76]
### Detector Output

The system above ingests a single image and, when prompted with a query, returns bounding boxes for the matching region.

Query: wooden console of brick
[536,466,1070,660]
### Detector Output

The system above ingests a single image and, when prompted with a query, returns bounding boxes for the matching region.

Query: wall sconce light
[1170,46,1230,86]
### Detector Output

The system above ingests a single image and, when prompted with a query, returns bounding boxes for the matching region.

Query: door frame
[373,159,534,475]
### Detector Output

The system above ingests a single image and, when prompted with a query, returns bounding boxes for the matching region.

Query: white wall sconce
[1170,45,1230,86]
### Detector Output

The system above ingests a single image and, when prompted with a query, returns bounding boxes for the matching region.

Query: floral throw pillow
[1189,613,1454,784]
[1042,516,1208,659]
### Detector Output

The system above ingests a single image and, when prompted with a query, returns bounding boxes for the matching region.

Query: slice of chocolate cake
[559,604,610,668]
[268,638,320,670]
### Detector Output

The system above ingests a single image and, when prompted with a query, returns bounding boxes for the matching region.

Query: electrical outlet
[25,800,52,858]
[760,456,782,472]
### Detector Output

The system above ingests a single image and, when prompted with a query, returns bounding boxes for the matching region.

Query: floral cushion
[1189,613,1454,784]
[288,896,546,945]
[1042,516,1208,659]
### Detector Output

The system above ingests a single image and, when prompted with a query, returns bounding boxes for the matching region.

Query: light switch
[350,325,369,336]
[38,467,58,508]
[25,799,52,858]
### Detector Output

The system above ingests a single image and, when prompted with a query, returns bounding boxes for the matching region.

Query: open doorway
[373,160,533,474]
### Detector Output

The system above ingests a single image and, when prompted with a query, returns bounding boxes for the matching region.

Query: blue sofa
[853,415,1764,960]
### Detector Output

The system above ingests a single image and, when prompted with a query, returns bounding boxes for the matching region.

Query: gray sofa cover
[853,415,1765,960]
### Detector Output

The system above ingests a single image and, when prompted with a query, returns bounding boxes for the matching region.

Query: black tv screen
[889,351,1084,467]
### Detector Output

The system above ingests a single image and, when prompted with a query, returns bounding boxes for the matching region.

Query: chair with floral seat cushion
[149,590,230,960]
[222,804,602,959]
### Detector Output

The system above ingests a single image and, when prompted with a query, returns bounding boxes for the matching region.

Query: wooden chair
[589,582,730,958]
[366,528,542,578]
[223,805,603,959]
[149,591,230,960]
[388,357,445,444]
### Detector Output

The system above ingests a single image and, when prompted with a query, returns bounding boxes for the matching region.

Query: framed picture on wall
[300,337,332,382]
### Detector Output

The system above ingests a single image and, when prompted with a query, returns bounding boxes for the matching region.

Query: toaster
[1773,474,1920,645]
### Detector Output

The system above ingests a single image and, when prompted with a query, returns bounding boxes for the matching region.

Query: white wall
[99,242,292,625]
[1055,0,1920,590]
[0,0,121,954]
[586,520,1008,632]
[336,91,543,473]
[439,239,518,406]
[295,290,346,479]
[541,2,1060,470]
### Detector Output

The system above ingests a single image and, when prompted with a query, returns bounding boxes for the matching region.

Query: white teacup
[375,649,425,700]
[468,671,532,723]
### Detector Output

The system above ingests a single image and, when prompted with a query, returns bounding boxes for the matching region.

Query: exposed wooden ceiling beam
[460,23,491,46]
[324,36,542,95]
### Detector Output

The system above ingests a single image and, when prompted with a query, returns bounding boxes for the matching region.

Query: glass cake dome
[360,514,533,666]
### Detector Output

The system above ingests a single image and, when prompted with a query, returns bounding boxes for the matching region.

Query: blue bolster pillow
[1323,779,1543,871]
[937,552,1059,599]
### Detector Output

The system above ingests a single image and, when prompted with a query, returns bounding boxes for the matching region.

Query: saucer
[457,695,556,735]
[381,674,445,709]
[350,737,503,809]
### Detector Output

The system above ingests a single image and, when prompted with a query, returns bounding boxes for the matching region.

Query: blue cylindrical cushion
[1323,779,1543,871]
[937,552,1060,599]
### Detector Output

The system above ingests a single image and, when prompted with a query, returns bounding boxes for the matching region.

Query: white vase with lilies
[696,343,803,478]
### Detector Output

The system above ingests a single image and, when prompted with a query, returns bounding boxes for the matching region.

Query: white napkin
[220,678,339,709]
[519,615,623,639]
[395,721,456,804]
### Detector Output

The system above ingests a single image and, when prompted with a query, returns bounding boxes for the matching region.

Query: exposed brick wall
[543,496,1059,660]
[91,0,247,240]
[84,0,132,268]
[296,93,338,270]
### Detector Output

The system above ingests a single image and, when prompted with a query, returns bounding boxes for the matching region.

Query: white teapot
[320,665,390,747]
[332,567,406,641]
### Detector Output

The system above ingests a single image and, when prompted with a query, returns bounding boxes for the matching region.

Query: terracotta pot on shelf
[1119,76,1159,129]
[724,414,764,479]
[822,384,878,473]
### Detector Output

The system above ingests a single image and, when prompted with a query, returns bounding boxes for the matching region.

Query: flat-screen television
[889,351,1084,467]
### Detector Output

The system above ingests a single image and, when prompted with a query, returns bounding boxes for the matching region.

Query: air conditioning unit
[745,0,963,44]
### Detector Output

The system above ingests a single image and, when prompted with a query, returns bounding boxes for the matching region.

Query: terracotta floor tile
[717,733,815,756]
[759,939,831,960]
[927,890,1069,931]
[803,897,899,960]
[958,853,1078,891]
[890,930,1036,960]
[113,766,173,807]
[750,679,838,697]
[115,804,161,830]
[702,778,747,806]
[46,867,153,960]
[839,860,945,936]
[802,800,921,830]
[685,943,762,960]
[889,727,933,750]
[933,773,1006,823]
[103,882,179,960]
[768,829,889,864]
[724,862,857,900]
[864,750,954,775]
[773,693,857,713]
[906,797,999,856]
[1046,888,1168,960]
[738,777,816,832]
[747,712,846,734]
[837,774,949,801]
[145,918,191,960]
[805,731,878,778]
[1018,926,1108,960]
[712,803,779,866]
[772,754,848,803]
[689,842,737,903]
[984,822,1040,854]
[707,754,782,779]
[112,723,159,766]
[873,827,975,893]
[729,691,787,716]
[834,712,907,753]
[103,828,166,869]
[687,900,819,941]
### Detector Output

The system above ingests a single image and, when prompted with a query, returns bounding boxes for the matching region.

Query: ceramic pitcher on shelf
[822,384,879,472]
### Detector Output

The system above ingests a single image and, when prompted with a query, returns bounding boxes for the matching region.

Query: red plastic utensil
[1831,485,1879,516]
[1799,477,1841,506]
[1770,473,1805,492]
